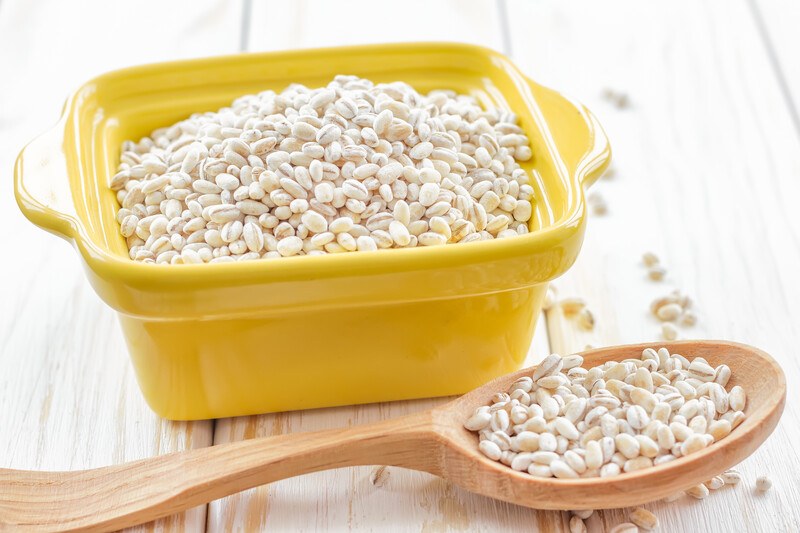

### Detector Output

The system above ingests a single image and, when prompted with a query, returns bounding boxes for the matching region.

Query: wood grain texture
[749,0,800,133]
[1,0,799,531]
[0,0,240,530]
[508,0,800,531]
[245,0,505,52]
[0,341,784,531]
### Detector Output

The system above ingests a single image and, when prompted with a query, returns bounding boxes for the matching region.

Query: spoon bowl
[0,341,785,532]
[435,340,785,509]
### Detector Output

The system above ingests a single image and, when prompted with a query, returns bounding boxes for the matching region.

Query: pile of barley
[112,75,535,264]
[465,348,746,479]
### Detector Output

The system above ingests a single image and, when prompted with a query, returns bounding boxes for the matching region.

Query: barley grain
[479,440,502,461]
[609,523,638,533]
[656,303,682,321]
[642,252,659,267]
[721,469,741,485]
[629,507,658,530]
[685,483,709,499]
[569,516,587,533]
[369,465,390,487]
[729,386,746,411]
[661,323,678,341]
[559,298,586,316]
[648,266,666,281]
[577,308,595,330]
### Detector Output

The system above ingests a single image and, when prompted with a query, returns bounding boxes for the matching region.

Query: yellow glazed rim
[14,43,610,293]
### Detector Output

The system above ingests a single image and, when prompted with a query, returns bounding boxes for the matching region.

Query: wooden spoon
[0,340,785,532]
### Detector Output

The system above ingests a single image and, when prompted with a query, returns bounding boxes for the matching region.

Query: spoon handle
[0,411,438,532]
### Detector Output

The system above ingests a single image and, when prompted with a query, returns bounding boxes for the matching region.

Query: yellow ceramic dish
[15,43,610,420]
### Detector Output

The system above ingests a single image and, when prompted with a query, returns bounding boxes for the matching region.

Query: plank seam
[203,418,217,533]
[496,0,513,57]
[240,0,252,52]
[745,0,800,138]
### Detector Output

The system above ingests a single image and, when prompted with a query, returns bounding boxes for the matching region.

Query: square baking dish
[15,43,610,420]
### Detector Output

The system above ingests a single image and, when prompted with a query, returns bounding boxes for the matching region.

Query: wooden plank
[749,0,800,134]
[208,317,553,532]
[0,0,240,530]
[509,0,800,531]
[245,0,505,51]
[207,3,569,530]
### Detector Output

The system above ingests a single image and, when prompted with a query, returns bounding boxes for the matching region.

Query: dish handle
[524,78,612,190]
[14,120,80,241]
[573,103,611,189]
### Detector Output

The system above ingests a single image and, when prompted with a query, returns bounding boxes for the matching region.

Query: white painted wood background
[1,0,798,531]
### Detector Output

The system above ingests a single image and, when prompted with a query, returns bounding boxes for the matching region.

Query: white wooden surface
[0,1,240,531]
[1,0,799,531]
[508,2,800,531]
[750,0,800,134]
